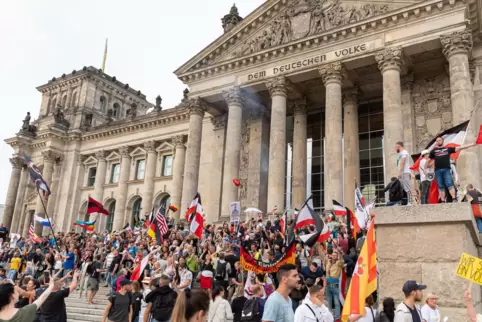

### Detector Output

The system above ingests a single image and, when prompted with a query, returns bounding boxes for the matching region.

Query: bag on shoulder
[152,291,176,320]
[241,298,261,322]
[215,261,227,281]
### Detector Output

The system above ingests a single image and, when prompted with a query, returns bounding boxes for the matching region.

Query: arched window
[113,103,120,118]
[62,95,67,107]
[106,201,116,232]
[131,198,142,227]
[51,97,57,109]
[158,194,171,210]
[71,92,77,107]
[100,96,106,113]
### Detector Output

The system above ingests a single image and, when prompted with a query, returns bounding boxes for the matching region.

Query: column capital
[95,150,106,161]
[210,114,227,131]
[9,157,24,169]
[223,87,245,106]
[265,76,291,97]
[343,87,359,105]
[119,146,131,157]
[441,30,472,58]
[186,97,208,117]
[375,47,404,73]
[41,150,60,163]
[172,135,186,148]
[76,154,86,166]
[318,61,346,85]
[144,141,156,152]
[290,98,308,116]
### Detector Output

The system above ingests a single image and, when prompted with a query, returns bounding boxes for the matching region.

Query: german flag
[169,204,179,212]
[87,197,110,215]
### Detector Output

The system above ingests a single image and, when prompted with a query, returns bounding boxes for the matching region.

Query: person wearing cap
[419,149,434,204]
[102,279,133,322]
[395,280,426,322]
[421,293,441,322]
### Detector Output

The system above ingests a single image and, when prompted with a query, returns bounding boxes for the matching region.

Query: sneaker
[453,199,458,203]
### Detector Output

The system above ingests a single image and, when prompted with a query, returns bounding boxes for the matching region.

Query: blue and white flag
[34,214,54,228]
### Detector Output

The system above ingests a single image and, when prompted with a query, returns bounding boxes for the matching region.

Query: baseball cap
[120,279,132,287]
[402,280,427,293]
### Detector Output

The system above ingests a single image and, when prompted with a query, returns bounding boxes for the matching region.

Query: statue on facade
[53,105,70,128]
[221,4,243,33]
[182,88,189,102]
[22,112,31,130]
[155,95,163,111]
[126,104,138,118]
[83,113,93,128]
[106,108,114,122]
[20,112,37,136]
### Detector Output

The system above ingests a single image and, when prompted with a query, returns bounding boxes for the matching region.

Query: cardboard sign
[230,201,241,223]
[456,252,482,285]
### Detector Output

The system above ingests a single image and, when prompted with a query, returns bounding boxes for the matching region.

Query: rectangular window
[110,164,120,183]
[162,155,173,176]
[87,167,97,186]
[136,159,145,180]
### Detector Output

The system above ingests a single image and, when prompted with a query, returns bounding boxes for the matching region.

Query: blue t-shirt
[63,253,75,270]
[262,291,294,322]
[128,246,138,257]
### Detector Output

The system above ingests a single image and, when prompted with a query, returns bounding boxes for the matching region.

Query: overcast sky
[0,0,265,203]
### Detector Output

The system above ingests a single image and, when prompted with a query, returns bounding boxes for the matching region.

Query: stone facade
[5,0,482,231]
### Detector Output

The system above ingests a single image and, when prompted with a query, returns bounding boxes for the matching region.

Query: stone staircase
[65,285,110,322]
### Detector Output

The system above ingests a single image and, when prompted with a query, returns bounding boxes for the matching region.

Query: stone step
[65,298,108,306]
[66,306,105,315]
[67,313,100,322]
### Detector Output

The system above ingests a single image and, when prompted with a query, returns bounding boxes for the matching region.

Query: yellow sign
[456,253,482,285]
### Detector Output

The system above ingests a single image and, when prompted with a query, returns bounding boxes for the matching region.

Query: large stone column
[221,87,245,217]
[141,141,158,215]
[343,87,360,209]
[208,116,227,223]
[92,151,107,225]
[113,147,131,231]
[401,75,416,154]
[34,151,57,235]
[266,77,289,214]
[291,98,308,209]
[375,47,404,184]
[12,166,28,234]
[181,98,207,216]
[171,135,186,223]
[319,62,345,208]
[441,30,481,188]
[3,157,23,229]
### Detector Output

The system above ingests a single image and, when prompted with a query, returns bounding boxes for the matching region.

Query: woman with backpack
[208,286,234,322]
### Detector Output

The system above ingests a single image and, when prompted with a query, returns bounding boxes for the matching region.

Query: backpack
[215,261,227,281]
[152,291,176,321]
[241,298,261,322]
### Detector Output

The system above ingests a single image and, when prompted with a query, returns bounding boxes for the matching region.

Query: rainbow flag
[73,219,96,231]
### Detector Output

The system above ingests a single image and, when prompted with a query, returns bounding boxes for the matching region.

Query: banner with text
[240,242,296,274]
[230,201,241,222]
[456,252,482,285]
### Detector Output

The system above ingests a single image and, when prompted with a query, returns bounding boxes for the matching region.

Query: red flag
[185,193,201,222]
[130,255,150,281]
[87,197,110,215]
[476,124,482,144]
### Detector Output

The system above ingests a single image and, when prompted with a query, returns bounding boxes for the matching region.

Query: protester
[102,279,133,322]
[170,289,210,322]
[384,177,404,206]
[208,286,233,322]
[419,150,434,204]
[262,264,298,322]
[420,293,440,322]
[376,298,395,322]
[294,284,333,322]
[428,137,476,202]
[39,270,80,322]
[394,281,425,322]
[395,142,414,205]
[323,242,344,321]
[349,295,377,322]
[231,285,247,322]
[144,275,177,322]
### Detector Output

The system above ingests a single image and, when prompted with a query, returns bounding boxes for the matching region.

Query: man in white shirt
[396,141,413,205]
[295,285,333,322]
[174,257,192,292]
[419,149,433,204]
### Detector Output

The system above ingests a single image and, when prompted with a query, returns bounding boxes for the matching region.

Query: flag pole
[35,187,60,252]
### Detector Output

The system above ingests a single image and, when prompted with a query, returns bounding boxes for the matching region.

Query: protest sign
[456,252,482,285]
[230,201,241,222]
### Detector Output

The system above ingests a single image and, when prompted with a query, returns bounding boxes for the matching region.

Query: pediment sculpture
[53,105,70,128]
[232,0,388,58]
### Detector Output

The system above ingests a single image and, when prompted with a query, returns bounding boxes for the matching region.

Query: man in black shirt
[394,280,426,322]
[428,136,475,202]
[40,270,80,322]
[466,184,482,232]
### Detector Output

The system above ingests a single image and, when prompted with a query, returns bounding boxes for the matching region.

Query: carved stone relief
[239,120,250,206]
[412,73,452,150]
[232,0,388,58]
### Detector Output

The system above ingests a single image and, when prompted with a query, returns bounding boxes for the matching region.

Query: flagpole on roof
[35,186,60,252]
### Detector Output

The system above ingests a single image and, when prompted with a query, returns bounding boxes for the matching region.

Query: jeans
[476,218,482,233]
[386,201,401,206]
[420,180,432,204]
[8,269,16,280]
[63,269,73,286]
[326,284,341,319]
[435,168,454,192]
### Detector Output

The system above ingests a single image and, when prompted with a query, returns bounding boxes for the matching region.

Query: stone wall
[374,203,482,322]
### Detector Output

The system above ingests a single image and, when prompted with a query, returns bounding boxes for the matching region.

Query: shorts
[435,168,454,192]
[87,277,99,291]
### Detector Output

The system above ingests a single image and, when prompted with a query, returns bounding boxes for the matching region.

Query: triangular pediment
[156,141,174,153]
[175,0,420,77]
[83,156,98,166]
